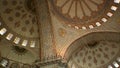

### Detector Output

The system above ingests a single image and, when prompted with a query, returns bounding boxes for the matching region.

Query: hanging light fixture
[0,58,9,67]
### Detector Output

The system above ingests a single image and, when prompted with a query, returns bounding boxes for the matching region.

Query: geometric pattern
[0,0,38,48]
[50,0,120,29]
[72,41,120,68]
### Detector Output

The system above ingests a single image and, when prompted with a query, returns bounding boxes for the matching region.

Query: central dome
[50,0,119,29]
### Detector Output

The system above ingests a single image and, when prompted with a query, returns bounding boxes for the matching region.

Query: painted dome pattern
[50,0,119,29]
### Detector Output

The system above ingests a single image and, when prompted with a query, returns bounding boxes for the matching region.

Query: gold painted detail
[58,28,66,37]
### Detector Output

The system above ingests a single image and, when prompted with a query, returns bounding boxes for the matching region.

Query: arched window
[22,40,28,46]
[107,12,113,17]
[0,58,9,67]
[13,37,20,44]
[114,0,120,3]
[6,33,13,40]
[0,28,7,35]
[113,61,119,68]
[111,6,118,11]
[30,41,35,48]
[117,57,120,62]
[108,65,113,68]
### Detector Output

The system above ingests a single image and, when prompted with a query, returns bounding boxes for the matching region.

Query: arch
[64,32,120,68]
[64,32,120,60]
[0,43,37,64]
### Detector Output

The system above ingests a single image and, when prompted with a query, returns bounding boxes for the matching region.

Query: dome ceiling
[0,0,38,48]
[72,41,120,68]
[0,0,38,38]
[66,32,120,68]
[0,0,119,48]
[0,42,37,64]
[0,0,119,68]
[0,38,39,68]
[50,0,119,29]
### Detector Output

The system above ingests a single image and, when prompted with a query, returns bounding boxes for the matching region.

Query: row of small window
[108,57,120,68]
[71,1,119,30]
[0,58,38,68]
[0,27,36,48]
